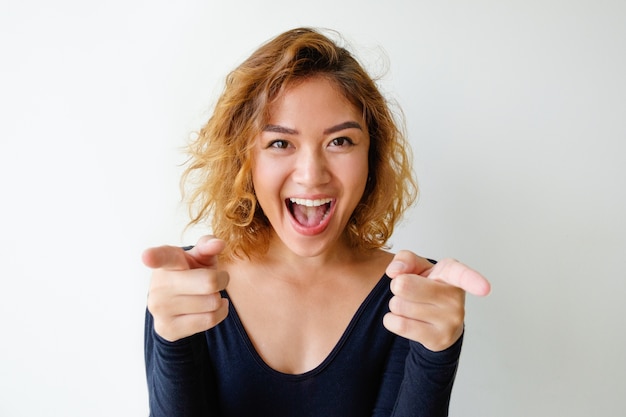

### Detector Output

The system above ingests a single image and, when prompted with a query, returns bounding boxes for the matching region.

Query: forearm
[145,310,218,417]
[391,333,463,417]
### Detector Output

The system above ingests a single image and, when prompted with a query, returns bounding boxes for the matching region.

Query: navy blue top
[144,274,463,417]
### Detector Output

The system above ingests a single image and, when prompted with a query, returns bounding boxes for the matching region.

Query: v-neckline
[221,274,390,379]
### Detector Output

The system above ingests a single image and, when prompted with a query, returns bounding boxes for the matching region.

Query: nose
[293,147,331,186]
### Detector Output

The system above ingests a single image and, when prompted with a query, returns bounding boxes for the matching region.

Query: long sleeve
[391,334,463,417]
[144,309,220,417]
[143,272,463,417]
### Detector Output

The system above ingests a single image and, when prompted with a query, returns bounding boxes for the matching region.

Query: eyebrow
[263,125,298,135]
[263,121,363,135]
[324,121,363,135]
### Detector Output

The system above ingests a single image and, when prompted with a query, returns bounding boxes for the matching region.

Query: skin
[251,76,370,261]
[143,76,491,375]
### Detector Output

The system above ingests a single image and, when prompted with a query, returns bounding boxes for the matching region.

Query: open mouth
[287,197,333,228]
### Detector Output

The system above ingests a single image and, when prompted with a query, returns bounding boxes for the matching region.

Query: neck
[250,234,367,285]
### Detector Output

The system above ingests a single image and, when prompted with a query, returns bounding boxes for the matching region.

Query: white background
[1,1,625,416]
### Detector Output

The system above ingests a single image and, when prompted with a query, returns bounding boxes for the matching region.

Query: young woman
[142,27,490,417]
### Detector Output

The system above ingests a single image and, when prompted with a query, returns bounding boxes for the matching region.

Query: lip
[285,196,336,236]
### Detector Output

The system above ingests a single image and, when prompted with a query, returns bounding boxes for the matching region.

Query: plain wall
[1,1,624,416]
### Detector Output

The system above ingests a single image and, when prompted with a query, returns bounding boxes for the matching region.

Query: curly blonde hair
[182,27,417,260]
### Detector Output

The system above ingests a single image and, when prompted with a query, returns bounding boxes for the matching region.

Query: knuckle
[439,333,458,351]
[147,293,167,315]
[200,270,228,294]
[398,319,412,336]
[205,293,223,311]
[389,296,413,318]
[442,285,464,305]
[199,274,216,294]
[388,296,400,314]
[447,314,464,334]
[200,306,228,330]
[392,315,410,336]
[153,319,177,342]
[391,275,410,295]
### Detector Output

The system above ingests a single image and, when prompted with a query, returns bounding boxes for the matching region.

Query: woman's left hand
[383,251,491,351]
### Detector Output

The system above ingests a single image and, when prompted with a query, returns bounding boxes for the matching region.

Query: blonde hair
[182,27,417,260]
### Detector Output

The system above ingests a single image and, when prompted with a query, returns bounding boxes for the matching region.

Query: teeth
[289,197,332,207]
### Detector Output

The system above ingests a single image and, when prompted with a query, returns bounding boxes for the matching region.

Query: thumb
[184,235,226,268]
[385,250,435,278]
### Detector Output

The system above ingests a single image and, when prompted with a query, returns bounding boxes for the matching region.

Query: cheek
[349,154,370,190]
[251,157,282,204]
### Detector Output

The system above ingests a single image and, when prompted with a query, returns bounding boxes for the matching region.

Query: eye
[267,139,290,149]
[329,137,354,147]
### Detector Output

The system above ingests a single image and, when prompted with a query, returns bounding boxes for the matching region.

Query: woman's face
[251,76,370,258]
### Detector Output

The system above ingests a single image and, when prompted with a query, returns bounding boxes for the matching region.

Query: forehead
[266,76,363,126]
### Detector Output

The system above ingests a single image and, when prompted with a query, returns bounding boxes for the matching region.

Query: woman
[143,27,490,417]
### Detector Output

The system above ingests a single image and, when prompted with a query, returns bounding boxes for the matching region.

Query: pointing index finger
[142,236,226,271]
[141,245,191,270]
[428,258,491,296]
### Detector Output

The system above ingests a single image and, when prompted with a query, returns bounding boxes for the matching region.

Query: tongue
[292,203,328,227]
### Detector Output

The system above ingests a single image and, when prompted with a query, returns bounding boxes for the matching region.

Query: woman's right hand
[142,236,230,342]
